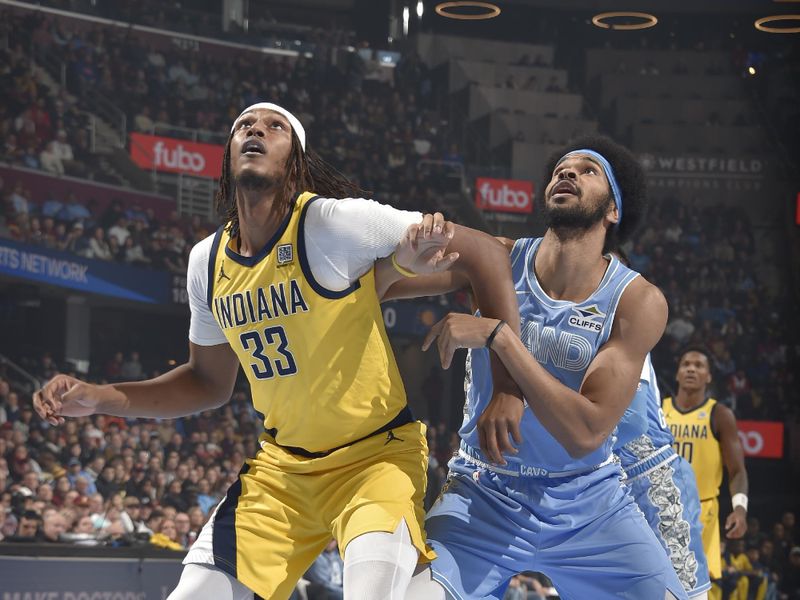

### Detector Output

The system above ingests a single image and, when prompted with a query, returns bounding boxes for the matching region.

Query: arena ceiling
[274,0,775,14]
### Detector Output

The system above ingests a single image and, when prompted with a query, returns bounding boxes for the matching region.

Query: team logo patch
[277,243,293,266]
[567,304,606,333]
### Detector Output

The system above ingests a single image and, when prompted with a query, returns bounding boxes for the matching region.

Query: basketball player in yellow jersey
[32,102,523,600]
[663,347,749,599]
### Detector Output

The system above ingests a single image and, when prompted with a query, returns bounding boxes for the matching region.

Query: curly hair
[543,135,648,253]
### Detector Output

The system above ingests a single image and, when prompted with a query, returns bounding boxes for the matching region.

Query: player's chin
[233,165,276,190]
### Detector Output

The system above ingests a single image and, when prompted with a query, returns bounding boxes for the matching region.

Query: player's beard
[234,171,276,193]
[543,192,612,236]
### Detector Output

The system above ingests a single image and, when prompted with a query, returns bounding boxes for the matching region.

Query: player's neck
[535,227,609,302]
[235,188,287,257]
[674,388,706,411]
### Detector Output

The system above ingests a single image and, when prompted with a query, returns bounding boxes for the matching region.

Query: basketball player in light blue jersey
[387,136,688,599]
[615,353,711,599]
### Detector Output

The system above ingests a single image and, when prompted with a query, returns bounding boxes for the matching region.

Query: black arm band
[485,320,507,349]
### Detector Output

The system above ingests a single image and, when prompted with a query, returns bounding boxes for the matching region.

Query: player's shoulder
[305,195,421,229]
[188,229,221,271]
[710,399,736,425]
[496,236,516,254]
[619,275,667,319]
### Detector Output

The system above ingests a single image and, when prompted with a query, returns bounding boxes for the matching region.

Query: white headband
[231,102,306,151]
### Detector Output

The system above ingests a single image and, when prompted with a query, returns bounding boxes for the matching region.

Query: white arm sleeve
[187,234,228,346]
[304,197,423,292]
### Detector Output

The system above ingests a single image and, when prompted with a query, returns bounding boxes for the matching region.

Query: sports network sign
[130,133,223,179]
[475,177,534,214]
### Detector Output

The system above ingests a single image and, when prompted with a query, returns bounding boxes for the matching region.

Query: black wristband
[485,320,507,349]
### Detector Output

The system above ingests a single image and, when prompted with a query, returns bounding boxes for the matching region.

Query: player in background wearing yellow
[663,347,750,600]
[33,102,522,600]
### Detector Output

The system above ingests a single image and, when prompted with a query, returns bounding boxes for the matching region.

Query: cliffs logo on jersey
[568,305,606,333]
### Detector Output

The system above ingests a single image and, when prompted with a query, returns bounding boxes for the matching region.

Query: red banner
[795,192,800,226]
[475,178,534,214]
[129,133,223,178]
[737,420,783,458]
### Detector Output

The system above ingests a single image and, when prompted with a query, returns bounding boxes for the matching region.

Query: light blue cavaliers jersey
[615,354,675,468]
[460,237,640,473]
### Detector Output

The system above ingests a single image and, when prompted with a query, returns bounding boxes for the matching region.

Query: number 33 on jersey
[205,192,409,454]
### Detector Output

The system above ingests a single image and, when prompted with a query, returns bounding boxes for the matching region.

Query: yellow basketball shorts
[184,420,435,599]
[700,497,721,579]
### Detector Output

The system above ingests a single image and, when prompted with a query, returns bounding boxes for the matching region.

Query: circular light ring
[754,14,800,33]
[592,12,658,31]
[435,2,501,20]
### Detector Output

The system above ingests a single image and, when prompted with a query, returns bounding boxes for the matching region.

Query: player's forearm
[451,230,520,335]
[453,232,522,397]
[491,329,611,457]
[729,469,749,497]
[100,364,230,418]
[374,256,405,300]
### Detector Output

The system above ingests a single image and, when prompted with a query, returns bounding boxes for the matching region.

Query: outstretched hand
[394,212,460,276]
[33,374,107,425]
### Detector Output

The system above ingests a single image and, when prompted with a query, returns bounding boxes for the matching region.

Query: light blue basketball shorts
[623,448,711,598]
[425,454,689,600]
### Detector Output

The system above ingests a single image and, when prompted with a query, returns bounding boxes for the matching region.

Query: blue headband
[559,149,623,226]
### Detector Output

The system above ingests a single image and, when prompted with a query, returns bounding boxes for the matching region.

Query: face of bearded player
[229,108,295,193]
[542,153,618,233]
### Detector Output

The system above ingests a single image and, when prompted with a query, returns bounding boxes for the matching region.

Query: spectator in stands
[39,141,64,176]
[784,513,796,546]
[780,547,800,600]
[194,478,218,516]
[6,510,42,542]
[122,236,149,265]
[120,351,144,380]
[41,509,67,543]
[174,512,193,547]
[59,192,91,223]
[86,226,112,260]
[303,539,344,600]
[746,543,777,600]
[107,216,131,246]
[502,576,526,600]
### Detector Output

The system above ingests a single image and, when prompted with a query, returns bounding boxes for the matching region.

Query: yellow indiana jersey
[663,396,723,500]
[206,191,408,453]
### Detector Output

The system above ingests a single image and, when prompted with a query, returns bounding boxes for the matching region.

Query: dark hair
[215,132,368,236]
[543,135,648,253]
[677,344,712,365]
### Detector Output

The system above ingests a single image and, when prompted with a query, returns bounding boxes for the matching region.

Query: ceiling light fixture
[435,2,501,20]
[591,12,658,31]
[754,14,800,33]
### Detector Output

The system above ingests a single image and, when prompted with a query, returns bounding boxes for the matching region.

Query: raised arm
[380,233,515,302]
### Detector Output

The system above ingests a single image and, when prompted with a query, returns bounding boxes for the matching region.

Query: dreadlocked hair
[215,133,369,237]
